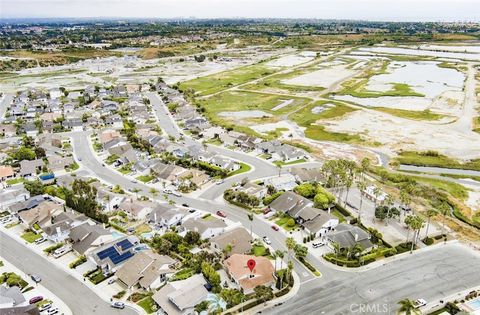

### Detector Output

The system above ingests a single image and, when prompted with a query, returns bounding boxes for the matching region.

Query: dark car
[31,274,42,283]
[182,203,189,208]
[216,211,226,218]
[271,225,279,231]
[29,296,43,304]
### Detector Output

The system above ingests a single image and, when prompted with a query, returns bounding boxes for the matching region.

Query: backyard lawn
[227,163,252,177]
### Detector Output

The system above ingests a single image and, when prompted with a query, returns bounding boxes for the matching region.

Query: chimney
[154,212,157,223]
[56,226,61,236]
[354,233,358,242]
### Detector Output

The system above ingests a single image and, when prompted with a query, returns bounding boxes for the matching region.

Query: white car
[53,245,72,258]
[35,237,47,245]
[263,236,271,245]
[171,191,182,197]
[413,299,427,308]
[163,189,172,194]
[216,179,224,185]
[111,301,125,309]
[47,308,59,315]
[312,240,327,248]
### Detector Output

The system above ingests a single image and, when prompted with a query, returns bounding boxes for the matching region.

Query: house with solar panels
[90,236,140,274]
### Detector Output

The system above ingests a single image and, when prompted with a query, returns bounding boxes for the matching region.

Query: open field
[179,63,275,96]
[397,151,480,171]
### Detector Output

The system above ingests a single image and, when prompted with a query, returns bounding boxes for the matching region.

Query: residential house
[116,250,177,290]
[151,162,187,183]
[24,123,38,137]
[210,227,253,255]
[19,159,44,178]
[152,274,209,315]
[264,174,298,191]
[209,156,240,172]
[290,167,326,184]
[99,130,121,145]
[269,191,312,216]
[118,198,155,220]
[181,216,226,239]
[0,187,30,210]
[41,211,88,243]
[147,205,188,228]
[257,141,308,163]
[47,156,75,173]
[224,254,275,294]
[302,210,339,238]
[69,223,113,256]
[8,195,47,214]
[90,236,139,273]
[234,182,268,199]
[327,223,375,253]
[0,124,16,137]
[17,201,63,229]
[0,166,14,182]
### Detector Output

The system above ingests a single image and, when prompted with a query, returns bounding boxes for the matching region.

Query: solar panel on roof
[96,246,116,260]
[111,251,134,265]
[116,239,133,251]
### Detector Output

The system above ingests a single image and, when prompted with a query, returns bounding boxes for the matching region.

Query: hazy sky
[1,0,479,21]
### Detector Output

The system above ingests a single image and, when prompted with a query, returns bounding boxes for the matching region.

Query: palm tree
[349,244,364,261]
[275,250,285,270]
[247,213,254,238]
[356,179,367,224]
[424,209,437,239]
[272,251,278,272]
[400,189,411,219]
[372,186,381,222]
[384,195,394,225]
[397,299,420,315]
[332,242,341,259]
[361,157,370,180]
[285,237,296,262]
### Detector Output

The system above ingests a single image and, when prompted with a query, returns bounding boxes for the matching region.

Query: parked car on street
[39,302,52,312]
[29,296,43,304]
[47,308,59,315]
[413,299,427,308]
[111,301,125,309]
[312,240,326,248]
[271,225,279,231]
[216,211,226,218]
[263,236,271,245]
[31,274,42,283]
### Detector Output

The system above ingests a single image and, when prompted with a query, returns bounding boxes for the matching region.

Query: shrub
[43,243,64,254]
[423,237,434,246]
[113,291,126,299]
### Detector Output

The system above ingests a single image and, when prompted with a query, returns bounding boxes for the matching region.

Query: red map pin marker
[247,259,256,272]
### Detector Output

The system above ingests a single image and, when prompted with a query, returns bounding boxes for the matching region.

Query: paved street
[0,93,13,122]
[70,131,316,282]
[267,243,480,315]
[0,229,137,315]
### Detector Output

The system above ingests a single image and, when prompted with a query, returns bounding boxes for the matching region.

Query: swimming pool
[466,297,480,311]
[111,231,124,239]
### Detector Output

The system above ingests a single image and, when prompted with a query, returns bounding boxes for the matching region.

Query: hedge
[69,255,87,269]
[43,243,64,254]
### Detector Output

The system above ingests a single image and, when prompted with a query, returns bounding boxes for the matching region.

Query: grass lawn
[196,90,311,117]
[171,268,194,281]
[179,64,275,96]
[136,175,155,183]
[397,151,480,172]
[21,231,42,243]
[275,215,298,231]
[331,208,347,223]
[6,178,23,185]
[137,296,156,314]
[252,245,268,257]
[134,223,152,235]
[289,101,363,144]
[374,107,446,121]
[274,159,306,167]
[227,162,252,177]
[413,176,469,200]
[5,222,19,229]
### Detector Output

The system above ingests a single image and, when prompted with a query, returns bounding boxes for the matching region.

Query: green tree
[254,285,273,304]
[397,299,420,315]
[294,183,317,198]
[23,180,45,196]
[357,179,367,223]
[14,147,36,161]
[285,237,296,262]
[424,209,437,239]
[294,244,308,260]
[219,289,244,308]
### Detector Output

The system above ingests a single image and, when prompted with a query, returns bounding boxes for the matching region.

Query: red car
[29,296,43,304]
[271,225,279,231]
[216,211,227,218]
